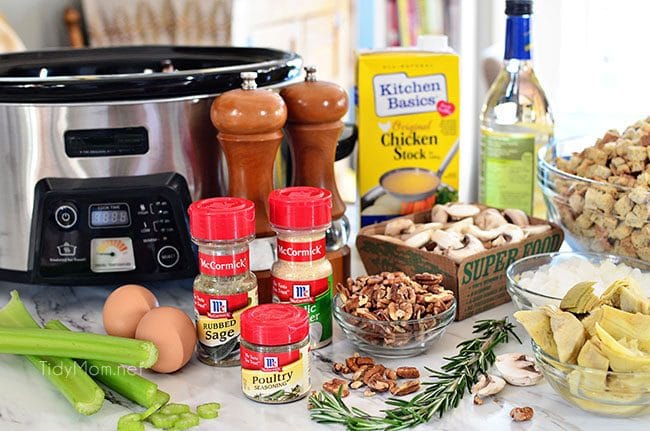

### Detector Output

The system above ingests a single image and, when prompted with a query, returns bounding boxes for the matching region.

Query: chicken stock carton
[357,36,460,227]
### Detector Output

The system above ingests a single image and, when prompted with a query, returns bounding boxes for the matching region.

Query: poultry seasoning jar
[240,303,310,403]
[269,187,333,349]
[188,197,258,366]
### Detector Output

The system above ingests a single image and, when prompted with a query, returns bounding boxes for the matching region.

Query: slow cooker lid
[0,46,301,103]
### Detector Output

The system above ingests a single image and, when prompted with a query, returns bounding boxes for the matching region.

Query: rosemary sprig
[308,318,520,431]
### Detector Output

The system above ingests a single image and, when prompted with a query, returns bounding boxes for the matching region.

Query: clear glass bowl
[506,251,650,310]
[532,340,650,417]
[538,139,650,261]
[332,294,456,358]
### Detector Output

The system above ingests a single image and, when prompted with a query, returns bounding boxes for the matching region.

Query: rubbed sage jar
[188,197,258,366]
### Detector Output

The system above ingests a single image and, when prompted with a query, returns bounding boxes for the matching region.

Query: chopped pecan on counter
[510,406,534,422]
[326,353,421,397]
[322,378,350,397]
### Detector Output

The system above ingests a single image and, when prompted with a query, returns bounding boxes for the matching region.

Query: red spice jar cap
[268,186,332,230]
[188,197,255,241]
[240,304,309,346]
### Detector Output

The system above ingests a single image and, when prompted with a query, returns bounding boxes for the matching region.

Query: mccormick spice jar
[240,303,310,403]
[188,197,258,367]
[269,187,333,349]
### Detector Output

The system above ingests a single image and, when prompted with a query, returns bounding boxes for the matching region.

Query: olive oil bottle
[479,0,553,218]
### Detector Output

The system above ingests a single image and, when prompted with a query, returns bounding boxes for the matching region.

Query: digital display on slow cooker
[89,203,130,228]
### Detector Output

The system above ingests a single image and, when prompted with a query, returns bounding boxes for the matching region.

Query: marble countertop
[0,278,646,431]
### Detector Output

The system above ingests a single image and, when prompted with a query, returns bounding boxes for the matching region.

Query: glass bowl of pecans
[333,272,456,358]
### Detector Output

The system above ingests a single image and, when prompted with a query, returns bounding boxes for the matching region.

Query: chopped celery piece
[0,327,158,368]
[172,412,200,430]
[118,413,144,431]
[196,402,221,419]
[160,403,190,415]
[140,390,171,420]
[0,291,105,415]
[149,412,179,429]
[45,320,159,408]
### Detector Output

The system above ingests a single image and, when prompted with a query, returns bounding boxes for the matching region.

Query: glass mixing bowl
[538,138,650,261]
[532,340,650,417]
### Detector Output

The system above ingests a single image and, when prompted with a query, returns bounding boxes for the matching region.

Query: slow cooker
[0,46,301,284]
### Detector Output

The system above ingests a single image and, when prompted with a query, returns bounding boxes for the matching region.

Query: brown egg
[103,284,158,338]
[135,306,196,373]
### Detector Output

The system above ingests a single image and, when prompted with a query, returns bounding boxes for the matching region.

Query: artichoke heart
[581,307,604,338]
[514,309,558,358]
[545,306,587,363]
[560,281,601,314]
[601,277,650,314]
[594,323,650,372]
[577,337,609,370]
[599,305,650,352]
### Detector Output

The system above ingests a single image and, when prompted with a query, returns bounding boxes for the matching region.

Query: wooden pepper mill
[210,72,287,303]
[280,66,351,287]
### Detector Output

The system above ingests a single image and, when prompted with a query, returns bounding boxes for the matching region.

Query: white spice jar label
[272,275,333,346]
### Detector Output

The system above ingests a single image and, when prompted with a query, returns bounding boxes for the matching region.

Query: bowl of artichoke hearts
[515,277,650,416]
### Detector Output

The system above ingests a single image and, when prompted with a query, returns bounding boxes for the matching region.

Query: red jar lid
[188,197,255,241]
[268,186,332,230]
[240,304,309,346]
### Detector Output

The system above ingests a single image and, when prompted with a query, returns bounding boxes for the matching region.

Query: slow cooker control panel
[31,173,197,284]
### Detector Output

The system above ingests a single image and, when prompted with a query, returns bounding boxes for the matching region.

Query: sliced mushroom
[446,203,481,220]
[523,224,551,236]
[430,229,464,250]
[500,224,525,243]
[503,208,529,227]
[411,222,443,234]
[492,236,507,247]
[475,208,508,230]
[466,224,504,241]
[430,205,449,223]
[471,374,506,397]
[444,217,474,234]
[446,235,486,263]
[404,230,431,248]
[385,218,415,236]
[495,353,543,386]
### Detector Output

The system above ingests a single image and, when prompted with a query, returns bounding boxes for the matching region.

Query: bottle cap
[417,35,450,52]
[241,304,309,346]
[506,0,532,15]
[268,186,332,230]
[188,197,255,241]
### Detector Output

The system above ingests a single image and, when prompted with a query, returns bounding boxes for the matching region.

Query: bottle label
[241,343,310,402]
[198,250,249,277]
[194,288,257,348]
[277,238,326,262]
[479,132,535,214]
[271,274,333,347]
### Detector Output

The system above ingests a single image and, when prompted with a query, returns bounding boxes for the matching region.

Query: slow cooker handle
[335,123,357,161]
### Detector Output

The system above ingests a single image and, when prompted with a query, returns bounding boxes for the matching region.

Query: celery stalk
[0,290,105,415]
[0,327,158,368]
[45,320,159,408]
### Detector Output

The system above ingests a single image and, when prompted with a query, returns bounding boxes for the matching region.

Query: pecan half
[389,380,420,396]
[396,367,420,379]
[322,378,350,397]
[510,406,534,422]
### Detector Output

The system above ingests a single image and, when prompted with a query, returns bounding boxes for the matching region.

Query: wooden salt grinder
[210,72,287,303]
[280,66,351,287]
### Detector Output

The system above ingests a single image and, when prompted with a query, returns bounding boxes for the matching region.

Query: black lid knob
[506,0,532,15]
